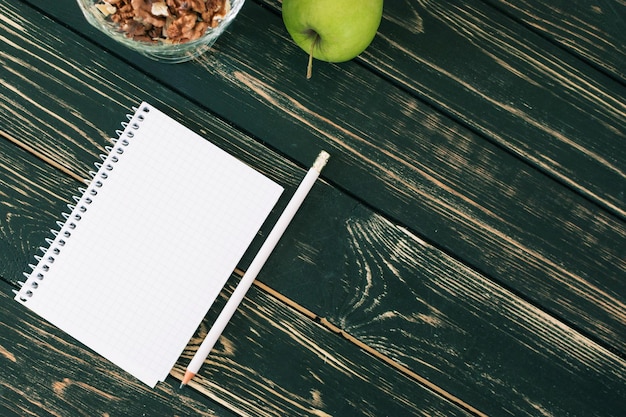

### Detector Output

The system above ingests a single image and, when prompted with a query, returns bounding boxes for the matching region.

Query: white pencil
[180,150,330,388]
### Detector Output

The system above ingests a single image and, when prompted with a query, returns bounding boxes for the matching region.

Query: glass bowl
[76,0,245,63]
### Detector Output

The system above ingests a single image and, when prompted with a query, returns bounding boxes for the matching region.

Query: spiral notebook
[14,102,283,387]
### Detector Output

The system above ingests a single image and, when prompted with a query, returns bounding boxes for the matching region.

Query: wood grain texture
[261,198,626,416]
[364,0,626,217]
[0,145,475,417]
[0,155,236,416]
[3,134,623,416]
[0,4,479,415]
[25,1,626,349]
[4,0,625,368]
[482,0,626,83]
[2,1,626,416]
[0,135,77,283]
[1,270,477,417]
[174,280,478,417]
[0,281,259,417]
[257,0,626,218]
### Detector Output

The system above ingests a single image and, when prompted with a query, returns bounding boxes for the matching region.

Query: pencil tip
[180,370,195,388]
[179,382,186,389]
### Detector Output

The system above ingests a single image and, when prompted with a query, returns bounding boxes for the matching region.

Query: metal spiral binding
[15,104,147,302]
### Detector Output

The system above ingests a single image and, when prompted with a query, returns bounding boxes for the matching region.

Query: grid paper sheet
[15,102,283,387]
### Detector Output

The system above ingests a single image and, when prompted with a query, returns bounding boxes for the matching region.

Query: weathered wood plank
[260,197,626,416]
[0,146,236,417]
[8,0,626,362]
[3,124,626,416]
[0,275,475,417]
[257,0,626,218]
[175,279,481,417]
[2,2,626,416]
[0,139,77,284]
[0,5,480,415]
[368,0,626,217]
[0,144,474,416]
[482,0,626,83]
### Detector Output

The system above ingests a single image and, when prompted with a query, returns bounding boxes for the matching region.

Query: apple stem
[307,39,314,79]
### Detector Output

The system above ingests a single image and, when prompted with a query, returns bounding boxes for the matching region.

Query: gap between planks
[0,130,87,184]
[242,269,488,417]
[1,128,487,417]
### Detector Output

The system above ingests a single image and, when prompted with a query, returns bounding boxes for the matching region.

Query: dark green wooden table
[1,0,625,415]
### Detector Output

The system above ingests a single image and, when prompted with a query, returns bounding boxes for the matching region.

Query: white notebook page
[15,102,283,387]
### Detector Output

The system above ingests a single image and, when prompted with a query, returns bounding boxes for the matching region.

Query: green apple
[282,0,383,78]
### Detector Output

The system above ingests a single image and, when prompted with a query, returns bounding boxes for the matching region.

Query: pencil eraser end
[313,151,330,173]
